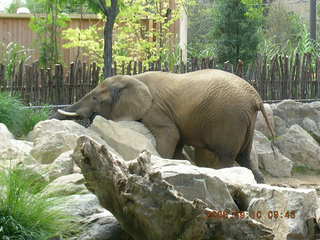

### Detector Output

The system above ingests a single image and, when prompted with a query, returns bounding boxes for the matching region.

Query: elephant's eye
[92,96,97,101]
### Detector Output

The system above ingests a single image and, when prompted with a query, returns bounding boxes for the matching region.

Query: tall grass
[0,92,49,137]
[0,166,76,239]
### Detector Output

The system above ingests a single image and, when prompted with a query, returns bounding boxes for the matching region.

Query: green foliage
[292,165,320,175]
[0,42,32,80]
[259,23,320,59]
[26,0,91,13]
[0,166,76,239]
[62,25,104,66]
[212,0,262,65]
[114,0,184,63]
[241,0,264,22]
[5,2,21,13]
[262,2,305,54]
[29,0,70,67]
[0,92,49,137]
[186,1,216,58]
[63,0,185,65]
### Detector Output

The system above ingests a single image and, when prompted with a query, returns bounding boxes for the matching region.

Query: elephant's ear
[110,76,153,121]
[110,86,123,105]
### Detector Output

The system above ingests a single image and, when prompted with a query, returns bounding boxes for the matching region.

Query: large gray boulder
[0,123,14,140]
[48,150,75,181]
[0,138,36,168]
[253,131,293,177]
[302,117,320,142]
[274,124,320,170]
[64,194,131,240]
[149,156,246,211]
[41,173,88,197]
[29,119,107,164]
[273,115,288,136]
[272,100,320,141]
[89,116,159,160]
[229,184,320,240]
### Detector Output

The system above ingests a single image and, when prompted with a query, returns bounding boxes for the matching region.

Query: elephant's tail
[259,102,276,140]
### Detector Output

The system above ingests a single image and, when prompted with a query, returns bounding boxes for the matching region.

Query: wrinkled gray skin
[51,69,274,183]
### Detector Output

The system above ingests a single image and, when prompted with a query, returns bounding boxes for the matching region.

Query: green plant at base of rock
[0,166,77,240]
[0,92,49,137]
[292,166,320,175]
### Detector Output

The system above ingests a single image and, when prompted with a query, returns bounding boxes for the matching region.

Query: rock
[272,100,320,139]
[150,156,239,211]
[207,217,274,240]
[29,119,107,164]
[42,173,88,197]
[253,131,292,177]
[117,120,157,147]
[229,184,319,240]
[309,101,320,111]
[255,103,275,138]
[0,123,14,140]
[89,116,159,160]
[73,136,273,240]
[63,194,131,240]
[273,100,320,126]
[48,151,74,181]
[151,155,256,185]
[316,207,320,229]
[274,124,320,170]
[273,116,288,136]
[0,138,36,167]
[302,117,320,142]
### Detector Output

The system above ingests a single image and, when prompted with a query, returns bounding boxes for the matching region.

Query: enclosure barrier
[0,54,320,105]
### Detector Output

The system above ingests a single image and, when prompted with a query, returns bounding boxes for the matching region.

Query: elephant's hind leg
[236,146,264,183]
[194,148,228,169]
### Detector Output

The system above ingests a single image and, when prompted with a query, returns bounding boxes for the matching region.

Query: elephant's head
[51,75,153,122]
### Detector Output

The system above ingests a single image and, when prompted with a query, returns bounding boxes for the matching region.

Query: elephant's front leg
[143,109,180,158]
[151,125,180,158]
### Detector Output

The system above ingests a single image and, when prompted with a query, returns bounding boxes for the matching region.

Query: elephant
[51,69,275,183]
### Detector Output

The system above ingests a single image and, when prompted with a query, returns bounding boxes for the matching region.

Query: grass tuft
[0,166,77,239]
[0,92,49,137]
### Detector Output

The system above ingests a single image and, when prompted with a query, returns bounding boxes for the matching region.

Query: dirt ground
[265,173,320,195]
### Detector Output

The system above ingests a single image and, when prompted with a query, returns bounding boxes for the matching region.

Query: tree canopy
[211,0,261,65]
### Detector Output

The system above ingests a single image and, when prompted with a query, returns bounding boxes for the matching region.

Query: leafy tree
[114,0,183,64]
[186,0,216,58]
[72,0,122,78]
[63,0,185,71]
[259,1,305,56]
[211,0,262,65]
[29,0,70,67]
[62,25,104,65]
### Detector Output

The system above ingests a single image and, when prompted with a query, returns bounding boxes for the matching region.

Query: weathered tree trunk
[73,136,275,240]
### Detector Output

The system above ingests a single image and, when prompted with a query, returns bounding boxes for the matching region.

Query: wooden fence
[0,54,320,105]
[0,61,100,105]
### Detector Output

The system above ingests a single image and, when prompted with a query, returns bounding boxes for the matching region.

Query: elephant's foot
[252,170,265,183]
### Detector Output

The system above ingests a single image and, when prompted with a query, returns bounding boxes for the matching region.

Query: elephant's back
[175,69,261,147]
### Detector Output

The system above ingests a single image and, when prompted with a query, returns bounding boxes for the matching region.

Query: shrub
[0,92,49,137]
[0,166,76,239]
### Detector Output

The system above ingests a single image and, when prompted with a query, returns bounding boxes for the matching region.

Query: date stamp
[206,210,296,220]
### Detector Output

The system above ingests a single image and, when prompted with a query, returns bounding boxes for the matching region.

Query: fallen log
[72,136,274,240]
